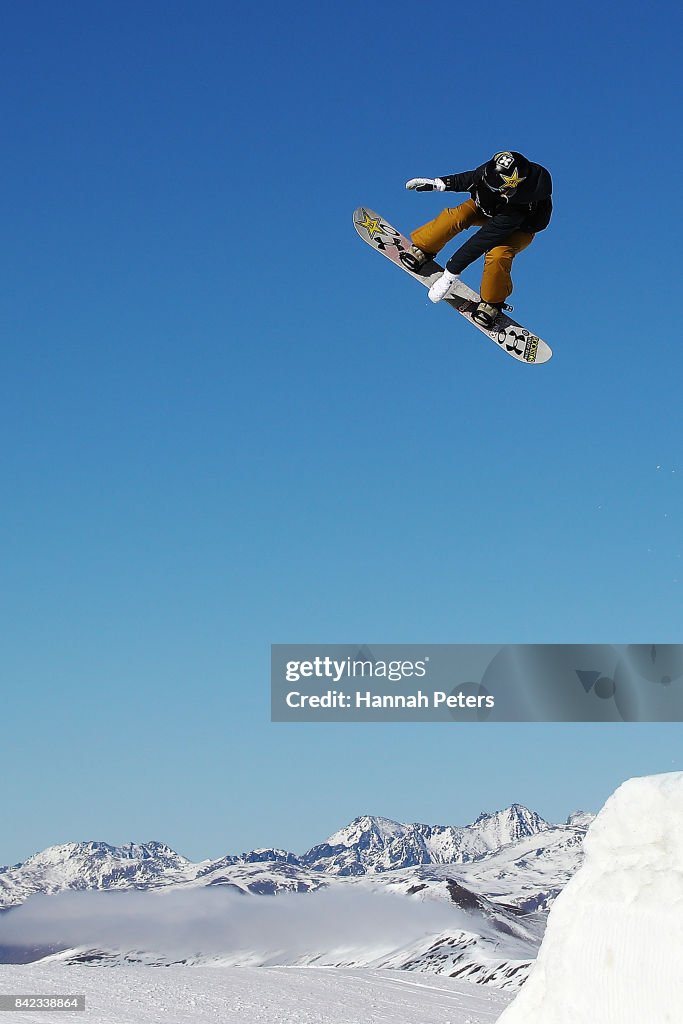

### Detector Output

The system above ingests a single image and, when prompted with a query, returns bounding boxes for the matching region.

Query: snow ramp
[497,772,683,1023]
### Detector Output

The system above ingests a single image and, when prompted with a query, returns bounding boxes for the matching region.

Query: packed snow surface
[0,965,512,1023]
[498,772,683,1023]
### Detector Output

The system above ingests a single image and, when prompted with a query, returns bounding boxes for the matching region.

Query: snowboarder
[402,152,552,328]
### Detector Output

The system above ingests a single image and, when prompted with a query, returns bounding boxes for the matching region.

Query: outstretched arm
[437,170,478,192]
[405,168,478,192]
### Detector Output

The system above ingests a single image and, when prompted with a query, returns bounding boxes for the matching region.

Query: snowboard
[353,207,552,364]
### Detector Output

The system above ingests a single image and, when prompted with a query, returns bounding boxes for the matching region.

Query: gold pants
[411,199,534,304]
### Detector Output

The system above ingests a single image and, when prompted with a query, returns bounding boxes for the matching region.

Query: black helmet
[482,151,530,196]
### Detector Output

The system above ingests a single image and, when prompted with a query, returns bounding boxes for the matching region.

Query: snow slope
[0,965,512,1023]
[497,772,683,1023]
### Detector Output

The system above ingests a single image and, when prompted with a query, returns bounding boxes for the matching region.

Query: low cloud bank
[0,886,472,960]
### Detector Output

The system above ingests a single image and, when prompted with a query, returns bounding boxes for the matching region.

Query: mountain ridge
[0,804,594,910]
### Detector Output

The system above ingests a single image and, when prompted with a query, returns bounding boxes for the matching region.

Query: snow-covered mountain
[301,805,550,875]
[0,804,591,910]
[0,805,594,987]
[454,820,588,912]
[0,842,203,908]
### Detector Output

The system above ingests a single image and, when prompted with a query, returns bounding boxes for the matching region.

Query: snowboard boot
[400,244,434,271]
[472,300,504,328]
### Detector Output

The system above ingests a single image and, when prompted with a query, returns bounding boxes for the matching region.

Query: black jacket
[439,161,552,274]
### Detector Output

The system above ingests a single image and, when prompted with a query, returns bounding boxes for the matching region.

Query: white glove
[428,269,461,303]
[405,177,447,192]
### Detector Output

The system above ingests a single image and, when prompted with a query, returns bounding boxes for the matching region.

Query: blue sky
[1,1,682,864]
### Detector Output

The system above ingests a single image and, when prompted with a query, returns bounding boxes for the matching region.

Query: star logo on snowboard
[358,210,383,238]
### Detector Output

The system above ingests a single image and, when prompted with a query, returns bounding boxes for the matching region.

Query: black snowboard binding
[399,245,434,271]
[472,300,511,328]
